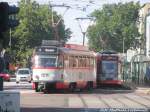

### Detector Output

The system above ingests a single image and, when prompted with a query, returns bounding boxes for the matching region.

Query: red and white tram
[96,51,123,86]
[32,40,96,92]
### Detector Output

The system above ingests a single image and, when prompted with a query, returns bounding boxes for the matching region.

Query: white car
[16,68,32,83]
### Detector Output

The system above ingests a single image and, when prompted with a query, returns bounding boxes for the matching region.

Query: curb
[135,89,150,95]
[94,89,134,94]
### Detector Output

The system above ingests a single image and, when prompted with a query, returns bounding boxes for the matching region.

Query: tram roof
[96,50,118,56]
[96,53,119,56]
[34,45,95,57]
[59,47,95,57]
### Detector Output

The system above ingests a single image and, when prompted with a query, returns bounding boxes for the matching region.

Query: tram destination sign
[36,47,58,54]
[102,56,118,60]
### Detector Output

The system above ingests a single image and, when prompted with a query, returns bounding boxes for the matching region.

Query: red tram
[31,40,96,92]
[96,51,123,86]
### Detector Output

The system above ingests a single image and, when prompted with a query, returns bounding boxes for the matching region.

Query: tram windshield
[34,55,57,67]
[102,61,117,74]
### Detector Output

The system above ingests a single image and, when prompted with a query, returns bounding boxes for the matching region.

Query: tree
[5,0,71,66]
[87,2,140,52]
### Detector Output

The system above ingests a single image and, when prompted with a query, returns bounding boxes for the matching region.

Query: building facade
[138,3,150,34]
[138,3,150,56]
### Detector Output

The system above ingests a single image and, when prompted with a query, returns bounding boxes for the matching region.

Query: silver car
[16,68,32,83]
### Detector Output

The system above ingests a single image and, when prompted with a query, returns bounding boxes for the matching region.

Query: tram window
[58,56,63,67]
[78,57,82,67]
[83,57,86,67]
[82,57,86,67]
[80,57,83,67]
[72,56,77,67]
[76,56,79,67]
[64,60,69,68]
[86,57,91,67]
[64,55,68,60]
[81,57,85,67]
[102,61,117,74]
[86,58,90,67]
[38,57,57,67]
[69,56,76,68]
[69,56,73,67]
[64,55,68,68]
[90,58,94,67]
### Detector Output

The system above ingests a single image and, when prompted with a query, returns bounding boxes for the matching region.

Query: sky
[1,0,150,45]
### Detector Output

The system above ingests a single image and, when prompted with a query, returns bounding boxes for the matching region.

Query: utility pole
[9,28,12,49]
[123,37,125,54]
[49,2,70,41]
[75,17,94,46]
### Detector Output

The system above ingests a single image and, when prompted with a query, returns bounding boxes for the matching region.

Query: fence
[123,54,150,86]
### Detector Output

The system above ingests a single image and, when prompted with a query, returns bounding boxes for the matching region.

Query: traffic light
[8,4,19,28]
[0,2,19,32]
[0,2,8,32]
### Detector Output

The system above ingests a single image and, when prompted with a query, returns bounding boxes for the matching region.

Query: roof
[64,44,89,51]
[60,47,95,57]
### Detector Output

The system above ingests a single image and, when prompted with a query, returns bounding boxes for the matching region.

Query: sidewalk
[135,86,150,95]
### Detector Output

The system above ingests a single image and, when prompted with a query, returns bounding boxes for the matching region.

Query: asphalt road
[3,80,150,112]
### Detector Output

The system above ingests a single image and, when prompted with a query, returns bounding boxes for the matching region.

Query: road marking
[80,94,108,108]
[99,95,125,108]
[137,94,150,101]
[123,94,150,108]
[68,94,84,108]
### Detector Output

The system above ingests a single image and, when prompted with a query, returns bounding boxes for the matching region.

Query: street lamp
[123,37,125,53]
[75,17,94,46]
[9,28,11,49]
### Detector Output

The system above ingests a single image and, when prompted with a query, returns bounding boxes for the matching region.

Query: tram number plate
[41,73,49,77]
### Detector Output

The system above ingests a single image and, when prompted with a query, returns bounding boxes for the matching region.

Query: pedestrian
[0,57,4,73]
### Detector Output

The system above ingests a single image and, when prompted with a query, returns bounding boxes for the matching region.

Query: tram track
[113,98,128,108]
[120,94,149,108]
[78,94,88,108]
[136,94,150,101]
[98,95,112,108]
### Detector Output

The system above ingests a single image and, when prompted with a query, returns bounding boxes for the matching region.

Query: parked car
[0,72,10,82]
[15,68,32,83]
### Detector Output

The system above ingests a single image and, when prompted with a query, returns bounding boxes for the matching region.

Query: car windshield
[18,70,29,75]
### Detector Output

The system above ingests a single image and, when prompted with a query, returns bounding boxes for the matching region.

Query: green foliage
[4,0,71,67]
[87,2,140,52]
